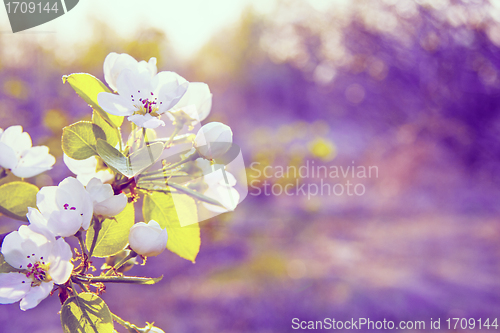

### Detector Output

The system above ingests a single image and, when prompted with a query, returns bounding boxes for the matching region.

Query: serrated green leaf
[0,253,22,273]
[143,192,200,262]
[0,182,38,222]
[62,121,107,160]
[62,73,123,128]
[86,203,134,258]
[92,110,119,148]
[96,139,164,178]
[61,292,113,333]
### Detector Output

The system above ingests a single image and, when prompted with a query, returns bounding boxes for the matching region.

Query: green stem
[88,218,102,259]
[138,174,189,182]
[75,230,88,258]
[68,276,79,296]
[0,168,8,180]
[71,277,90,292]
[167,151,199,170]
[112,313,140,332]
[112,313,128,327]
[115,127,123,152]
[132,123,137,151]
[140,128,146,149]
[104,251,137,276]
[167,182,224,206]
[74,275,162,284]
[164,123,184,148]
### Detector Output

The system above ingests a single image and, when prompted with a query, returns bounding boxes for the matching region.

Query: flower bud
[128,220,168,257]
[194,122,233,160]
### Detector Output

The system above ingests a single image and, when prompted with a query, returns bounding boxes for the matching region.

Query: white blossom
[36,177,93,237]
[0,126,55,178]
[98,53,189,129]
[194,122,233,160]
[128,220,168,257]
[63,154,113,186]
[85,178,127,217]
[0,211,73,311]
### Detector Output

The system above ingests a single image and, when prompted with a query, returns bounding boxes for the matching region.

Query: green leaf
[92,110,119,148]
[61,292,113,333]
[75,275,163,285]
[143,192,200,262]
[96,139,164,178]
[0,182,38,222]
[62,121,107,160]
[86,203,134,258]
[62,73,123,128]
[0,253,22,273]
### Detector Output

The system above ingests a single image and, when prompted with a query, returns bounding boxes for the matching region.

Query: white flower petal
[97,92,135,116]
[204,168,237,187]
[86,178,114,203]
[137,57,158,77]
[0,126,32,156]
[46,211,82,237]
[117,69,154,99]
[63,154,97,175]
[127,114,165,129]
[0,142,18,170]
[55,177,86,211]
[171,82,212,122]
[77,170,114,187]
[1,231,30,270]
[26,208,55,240]
[36,186,59,218]
[93,193,127,217]
[19,281,53,311]
[48,238,73,284]
[12,146,55,178]
[0,273,31,304]
[203,186,240,213]
[152,71,189,112]
[64,154,114,186]
[17,225,53,261]
[104,52,138,92]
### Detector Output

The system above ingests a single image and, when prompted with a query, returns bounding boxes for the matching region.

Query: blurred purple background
[1,0,500,332]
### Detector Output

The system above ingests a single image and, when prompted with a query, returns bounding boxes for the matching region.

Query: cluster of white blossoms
[0,52,241,316]
[0,175,129,310]
[98,53,239,213]
[0,172,166,310]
